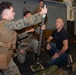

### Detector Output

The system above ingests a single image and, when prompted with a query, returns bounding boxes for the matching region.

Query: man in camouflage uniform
[33,0,44,14]
[17,11,46,64]
[0,1,47,75]
[33,0,47,24]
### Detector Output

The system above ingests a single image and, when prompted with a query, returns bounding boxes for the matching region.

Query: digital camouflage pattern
[17,37,38,63]
[0,13,43,75]
[2,59,21,75]
[33,7,41,14]
[53,69,68,75]
[5,13,42,30]
[34,65,68,75]
[34,65,58,75]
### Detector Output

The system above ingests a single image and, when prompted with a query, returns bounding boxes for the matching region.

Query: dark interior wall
[67,21,74,38]
[74,11,76,35]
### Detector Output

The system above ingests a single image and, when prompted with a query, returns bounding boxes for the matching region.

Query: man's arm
[57,40,68,56]
[46,36,53,50]
[5,13,43,30]
[52,39,69,60]
[47,36,53,44]
[34,24,46,34]
[17,31,28,40]
[34,27,40,34]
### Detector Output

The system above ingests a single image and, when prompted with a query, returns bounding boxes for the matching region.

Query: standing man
[33,0,44,13]
[17,11,46,64]
[0,1,47,75]
[46,18,69,66]
[33,0,47,34]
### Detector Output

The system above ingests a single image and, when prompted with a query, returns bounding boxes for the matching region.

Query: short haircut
[0,2,13,14]
[39,0,44,3]
[23,11,32,16]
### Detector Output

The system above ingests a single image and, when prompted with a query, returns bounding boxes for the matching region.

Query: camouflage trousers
[17,39,38,63]
[2,59,21,75]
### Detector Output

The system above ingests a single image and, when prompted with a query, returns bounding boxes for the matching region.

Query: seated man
[17,11,45,64]
[46,18,70,66]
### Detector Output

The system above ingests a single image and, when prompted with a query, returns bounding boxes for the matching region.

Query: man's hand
[46,43,51,50]
[26,28,34,33]
[40,8,47,15]
[42,24,46,30]
[52,53,59,60]
[20,49,25,54]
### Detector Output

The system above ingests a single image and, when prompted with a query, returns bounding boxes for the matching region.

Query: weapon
[36,4,46,64]
[30,5,46,72]
[36,17,45,64]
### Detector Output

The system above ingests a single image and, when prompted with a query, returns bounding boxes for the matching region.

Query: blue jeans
[47,43,68,66]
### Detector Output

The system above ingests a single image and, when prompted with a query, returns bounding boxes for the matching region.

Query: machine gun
[30,5,46,72]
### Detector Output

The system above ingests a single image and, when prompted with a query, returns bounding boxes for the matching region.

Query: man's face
[24,13,32,18]
[4,6,15,20]
[39,1,44,8]
[55,18,64,29]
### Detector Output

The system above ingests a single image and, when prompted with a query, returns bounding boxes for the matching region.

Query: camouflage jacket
[5,13,43,30]
[0,13,43,50]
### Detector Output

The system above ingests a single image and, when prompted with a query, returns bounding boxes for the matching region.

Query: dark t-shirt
[51,28,69,54]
